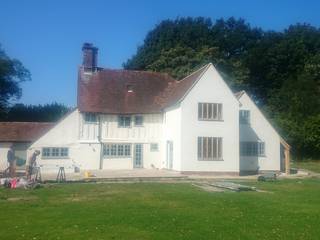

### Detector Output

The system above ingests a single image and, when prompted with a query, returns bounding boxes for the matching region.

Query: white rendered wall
[28,109,101,172]
[180,65,240,173]
[0,143,12,171]
[163,106,182,171]
[239,93,281,172]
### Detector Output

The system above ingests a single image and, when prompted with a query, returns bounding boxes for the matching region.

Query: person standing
[7,146,15,178]
[26,150,40,180]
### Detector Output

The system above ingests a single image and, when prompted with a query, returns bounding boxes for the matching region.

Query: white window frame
[150,143,159,152]
[134,115,144,126]
[198,103,223,121]
[118,115,131,128]
[197,137,223,161]
[104,144,131,158]
[84,113,98,123]
[41,147,69,159]
[240,142,266,157]
[239,110,250,124]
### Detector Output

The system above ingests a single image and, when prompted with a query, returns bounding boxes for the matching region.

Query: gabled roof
[77,64,210,114]
[155,64,210,109]
[0,122,55,142]
[235,90,291,149]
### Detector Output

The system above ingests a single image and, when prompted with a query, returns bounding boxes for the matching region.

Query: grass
[292,160,320,173]
[0,179,320,240]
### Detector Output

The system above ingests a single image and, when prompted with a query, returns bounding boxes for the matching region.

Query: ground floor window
[198,137,222,161]
[150,143,159,152]
[42,147,69,158]
[104,144,131,157]
[240,142,265,156]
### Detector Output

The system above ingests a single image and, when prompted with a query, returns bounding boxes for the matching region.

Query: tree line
[0,44,69,122]
[124,17,320,159]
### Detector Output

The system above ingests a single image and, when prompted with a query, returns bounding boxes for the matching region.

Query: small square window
[85,113,97,123]
[118,115,131,127]
[134,116,143,126]
[150,143,159,152]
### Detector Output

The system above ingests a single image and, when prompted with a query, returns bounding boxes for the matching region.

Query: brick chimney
[82,43,98,72]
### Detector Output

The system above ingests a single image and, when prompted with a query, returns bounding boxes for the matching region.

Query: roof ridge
[178,63,211,82]
[101,68,176,78]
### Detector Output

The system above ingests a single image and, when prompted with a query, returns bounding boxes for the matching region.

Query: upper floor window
[198,137,223,161]
[134,115,143,126]
[240,142,265,156]
[85,113,97,123]
[198,103,223,121]
[118,115,131,127]
[42,147,69,159]
[239,110,250,124]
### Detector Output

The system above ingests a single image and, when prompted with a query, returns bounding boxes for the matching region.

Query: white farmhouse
[27,43,290,175]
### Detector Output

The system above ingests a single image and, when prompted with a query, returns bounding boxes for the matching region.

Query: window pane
[203,103,207,119]
[118,145,124,156]
[208,137,212,158]
[198,137,202,159]
[124,144,131,156]
[135,116,143,126]
[218,104,222,120]
[212,138,217,158]
[60,148,69,157]
[52,148,59,157]
[150,143,158,152]
[198,103,203,119]
[213,104,217,119]
[218,138,222,159]
[111,144,117,156]
[42,148,50,157]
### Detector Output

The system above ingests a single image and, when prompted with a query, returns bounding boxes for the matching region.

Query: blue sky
[1,0,319,107]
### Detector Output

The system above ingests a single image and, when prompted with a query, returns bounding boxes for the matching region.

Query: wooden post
[285,148,290,175]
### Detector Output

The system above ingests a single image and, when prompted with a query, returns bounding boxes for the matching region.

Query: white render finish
[27,63,283,174]
[179,65,240,173]
[238,92,281,172]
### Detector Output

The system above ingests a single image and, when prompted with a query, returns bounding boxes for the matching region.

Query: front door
[134,144,143,168]
[166,141,173,169]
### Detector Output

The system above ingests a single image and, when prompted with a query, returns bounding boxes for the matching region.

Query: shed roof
[0,122,54,142]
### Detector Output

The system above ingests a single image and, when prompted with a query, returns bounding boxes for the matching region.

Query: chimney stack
[82,43,98,72]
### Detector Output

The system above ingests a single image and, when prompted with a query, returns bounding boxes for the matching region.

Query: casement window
[134,115,143,126]
[150,143,159,152]
[240,142,265,156]
[42,147,69,158]
[198,103,223,121]
[118,115,131,127]
[104,144,131,157]
[239,110,250,124]
[198,137,223,161]
[84,113,97,123]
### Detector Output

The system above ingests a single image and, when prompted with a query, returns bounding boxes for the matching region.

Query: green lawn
[292,160,320,173]
[1,179,320,240]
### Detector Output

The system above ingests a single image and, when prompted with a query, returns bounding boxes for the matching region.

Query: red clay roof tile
[0,122,54,142]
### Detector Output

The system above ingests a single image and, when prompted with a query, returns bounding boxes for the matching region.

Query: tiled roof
[77,64,210,113]
[0,122,54,142]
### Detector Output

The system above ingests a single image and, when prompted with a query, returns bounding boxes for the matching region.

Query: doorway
[166,141,173,169]
[134,144,143,168]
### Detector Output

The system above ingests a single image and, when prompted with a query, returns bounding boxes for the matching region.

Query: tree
[0,45,31,115]
[1,103,70,122]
